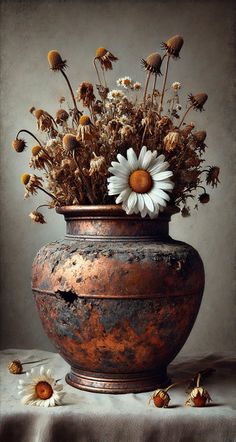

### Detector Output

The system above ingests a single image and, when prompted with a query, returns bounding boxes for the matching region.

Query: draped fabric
[0,349,235,442]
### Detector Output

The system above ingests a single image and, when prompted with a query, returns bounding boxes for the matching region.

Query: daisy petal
[153,171,173,181]
[127,148,138,170]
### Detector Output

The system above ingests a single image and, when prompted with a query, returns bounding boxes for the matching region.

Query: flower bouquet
[12,34,220,223]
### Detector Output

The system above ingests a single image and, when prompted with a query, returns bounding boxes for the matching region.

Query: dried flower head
[163,131,181,152]
[117,76,133,89]
[206,166,220,187]
[8,360,23,374]
[55,109,69,125]
[185,386,211,407]
[29,211,46,224]
[12,138,26,153]
[30,146,50,169]
[172,81,181,90]
[95,47,118,70]
[21,173,43,197]
[48,50,67,71]
[107,89,124,101]
[141,53,162,74]
[18,366,64,407]
[133,81,142,90]
[153,390,170,408]
[199,193,210,204]
[188,93,208,111]
[77,116,97,142]
[63,134,80,151]
[89,153,106,176]
[77,81,95,107]
[161,35,184,58]
[194,131,207,143]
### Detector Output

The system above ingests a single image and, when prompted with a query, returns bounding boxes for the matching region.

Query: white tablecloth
[0,349,235,442]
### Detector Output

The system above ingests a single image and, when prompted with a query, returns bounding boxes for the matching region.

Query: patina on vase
[32,205,204,394]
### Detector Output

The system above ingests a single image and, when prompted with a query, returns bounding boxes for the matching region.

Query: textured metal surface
[32,205,204,393]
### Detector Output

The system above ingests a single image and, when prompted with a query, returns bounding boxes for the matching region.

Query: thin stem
[60,69,78,111]
[36,204,50,212]
[143,71,151,103]
[151,74,157,105]
[35,185,60,202]
[178,104,194,128]
[196,373,201,388]
[101,65,107,88]
[72,150,94,204]
[17,130,42,147]
[93,59,102,85]
[159,53,170,114]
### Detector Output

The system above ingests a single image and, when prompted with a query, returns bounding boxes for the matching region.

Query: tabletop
[0,349,235,442]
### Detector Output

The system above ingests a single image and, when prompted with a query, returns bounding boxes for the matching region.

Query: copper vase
[32,205,204,393]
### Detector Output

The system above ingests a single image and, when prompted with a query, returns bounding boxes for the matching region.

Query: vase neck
[57,208,173,241]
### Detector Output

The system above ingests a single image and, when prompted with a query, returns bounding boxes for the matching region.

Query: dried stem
[35,185,60,202]
[196,373,201,388]
[143,71,151,103]
[17,129,52,160]
[159,53,170,114]
[60,69,79,111]
[101,66,107,88]
[93,59,102,85]
[151,73,157,105]
[178,104,194,128]
[72,150,94,204]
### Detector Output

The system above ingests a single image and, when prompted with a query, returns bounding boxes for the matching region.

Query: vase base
[66,367,170,394]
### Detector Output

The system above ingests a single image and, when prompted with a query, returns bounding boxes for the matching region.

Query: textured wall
[0,0,235,354]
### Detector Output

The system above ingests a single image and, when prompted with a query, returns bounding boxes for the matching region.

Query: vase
[32,205,204,394]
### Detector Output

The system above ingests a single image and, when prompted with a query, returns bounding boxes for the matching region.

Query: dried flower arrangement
[12,35,220,222]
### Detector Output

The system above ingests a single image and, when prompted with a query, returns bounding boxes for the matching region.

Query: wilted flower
[188,93,208,111]
[199,193,210,204]
[48,50,67,71]
[34,109,55,132]
[18,366,64,407]
[55,109,69,125]
[161,35,184,58]
[30,146,50,169]
[8,360,23,374]
[95,47,118,70]
[133,81,142,90]
[163,131,181,152]
[21,173,43,197]
[206,166,220,187]
[186,386,211,407]
[77,115,97,141]
[76,81,95,107]
[172,81,181,90]
[89,153,106,176]
[63,134,81,151]
[12,138,26,153]
[149,389,170,408]
[141,53,162,74]
[120,124,134,138]
[29,211,46,224]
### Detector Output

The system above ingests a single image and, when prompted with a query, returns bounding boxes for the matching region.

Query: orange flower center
[129,170,152,194]
[79,115,91,126]
[35,381,53,400]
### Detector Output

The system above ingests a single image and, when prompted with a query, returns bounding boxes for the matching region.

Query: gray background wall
[0,0,235,355]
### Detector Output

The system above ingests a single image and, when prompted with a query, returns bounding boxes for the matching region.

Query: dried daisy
[29,211,46,224]
[95,47,118,71]
[48,50,67,71]
[55,109,69,125]
[34,109,56,132]
[8,360,23,374]
[163,131,181,152]
[133,81,142,90]
[172,81,181,90]
[188,93,208,111]
[161,35,184,58]
[89,153,106,176]
[21,173,43,196]
[116,76,133,89]
[30,145,51,169]
[12,138,26,153]
[63,133,81,152]
[206,166,220,187]
[185,374,211,407]
[76,115,97,142]
[141,53,162,102]
[76,81,95,107]
[149,389,171,408]
[18,366,64,407]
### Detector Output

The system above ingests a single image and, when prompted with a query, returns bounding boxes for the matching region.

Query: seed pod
[161,35,184,58]
[141,52,162,74]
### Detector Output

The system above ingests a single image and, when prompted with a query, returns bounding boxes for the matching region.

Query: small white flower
[119,115,130,125]
[18,366,64,407]
[176,104,182,111]
[116,76,133,89]
[171,81,181,91]
[133,81,142,90]
[107,147,174,218]
[107,90,124,101]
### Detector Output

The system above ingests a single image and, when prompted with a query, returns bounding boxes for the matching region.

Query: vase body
[32,205,204,394]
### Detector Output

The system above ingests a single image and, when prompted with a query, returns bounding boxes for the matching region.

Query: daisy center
[35,381,53,400]
[129,169,153,194]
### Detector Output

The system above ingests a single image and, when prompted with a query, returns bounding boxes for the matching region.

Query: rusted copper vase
[32,205,204,394]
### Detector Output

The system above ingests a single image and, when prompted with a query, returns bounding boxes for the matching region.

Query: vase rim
[56,204,180,219]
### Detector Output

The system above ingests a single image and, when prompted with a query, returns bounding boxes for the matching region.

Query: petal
[153,171,173,181]
[117,154,131,171]
[138,146,147,167]
[153,181,174,190]
[143,193,154,212]
[149,161,170,175]
[115,187,131,204]
[141,151,153,170]
[137,194,144,212]
[127,191,138,211]
[127,148,138,171]
[108,166,129,179]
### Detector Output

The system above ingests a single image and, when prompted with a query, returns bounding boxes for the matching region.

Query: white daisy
[107,146,174,218]
[116,76,133,89]
[107,89,124,101]
[18,366,64,407]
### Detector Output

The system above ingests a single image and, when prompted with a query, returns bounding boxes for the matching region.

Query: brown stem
[60,69,78,111]
[196,373,201,388]
[159,53,170,114]
[178,104,194,128]
[151,74,157,105]
[72,150,94,204]
[35,185,60,202]
[101,65,107,88]
[17,129,52,160]
[143,71,151,103]
[36,204,50,212]
[93,58,102,85]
